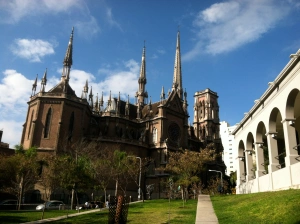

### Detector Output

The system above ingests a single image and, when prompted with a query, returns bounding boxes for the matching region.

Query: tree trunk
[71,188,75,210]
[18,175,24,211]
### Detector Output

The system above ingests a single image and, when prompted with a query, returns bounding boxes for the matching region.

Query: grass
[212,189,300,224]
[0,209,79,223]
[1,190,300,223]
[0,199,197,224]
[53,199,198,224]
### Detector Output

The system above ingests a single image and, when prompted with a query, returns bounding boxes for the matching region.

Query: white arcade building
[232,49,300,194]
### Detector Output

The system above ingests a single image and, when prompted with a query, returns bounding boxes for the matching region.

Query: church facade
[20,28,224,199]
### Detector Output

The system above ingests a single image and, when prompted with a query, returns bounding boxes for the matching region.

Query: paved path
[22,208,103,224]
[195,195,219,224]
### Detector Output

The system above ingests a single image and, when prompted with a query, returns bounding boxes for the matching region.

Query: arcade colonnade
[232,49,300,194]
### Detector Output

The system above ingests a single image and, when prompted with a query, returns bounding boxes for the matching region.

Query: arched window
[27,110,34,139]
[153,127,157,143]
[44,108,52,138]
[68,112,75,141]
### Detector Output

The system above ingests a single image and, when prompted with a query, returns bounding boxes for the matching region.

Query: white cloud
[11,39,55,62]
[75,16,100,39]
[183,0,291,59]
[0,0,82,24]
[0,120,23,148]
[106,8,123,32]
[0,70,32,113]
[0,69,33,147]
[0,0,100,38]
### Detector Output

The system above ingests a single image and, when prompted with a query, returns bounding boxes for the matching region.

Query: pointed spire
[172,30,183,100]
[160,86,165,100]
[100,91,104,107]
[94,93,99,112]
[62,27,74,81]
[108,90,112,107]
[125,94,130,117]
[89,86,93,109]
[32,74,38,96]
[82,80,88,99]
[136,42,148,107]
[40,68,47,92]
[183,89,188,114]
[116,92,121,116]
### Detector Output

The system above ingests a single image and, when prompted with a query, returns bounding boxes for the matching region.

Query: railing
[275,152,286,169]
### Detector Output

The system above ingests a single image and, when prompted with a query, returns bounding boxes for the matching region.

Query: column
[282,119,298,166]
[254,142,266,177]
[244,150,254,181]
[266,132,280,172]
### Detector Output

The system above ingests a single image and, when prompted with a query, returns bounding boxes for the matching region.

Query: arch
[44,107,52,138]
[286,88,300,119]
[269,107,286,168]
[238,140,246,182]
[246,132,256,179]
[256,121,269,174]
[286,89,300,155]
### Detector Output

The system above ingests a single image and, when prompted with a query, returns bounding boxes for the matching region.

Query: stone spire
[160,86,165,100]
[108,90,112,107]
[183,89,188,114]
[82,80,88,99]
[100,91,104,107]
[32,74,38,96]
[40,68,47,92]
[172,30,183,100]
[89,86,93,109]
[116,92,121,116]
[135,43,148,107]
[94,93,99,113]
[62,27,74,81]
[125,94,130,117]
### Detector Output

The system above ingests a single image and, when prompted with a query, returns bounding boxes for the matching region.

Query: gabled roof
[48,80,77,97]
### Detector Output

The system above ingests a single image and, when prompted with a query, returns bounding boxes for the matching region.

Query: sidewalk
[22,208,103,224]
[195,195,219,224]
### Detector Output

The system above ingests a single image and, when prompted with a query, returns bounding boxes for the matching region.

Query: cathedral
[20,28,224,198]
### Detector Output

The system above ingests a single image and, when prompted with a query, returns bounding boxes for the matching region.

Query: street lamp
[208,169,223,189]
[128,156,142,200]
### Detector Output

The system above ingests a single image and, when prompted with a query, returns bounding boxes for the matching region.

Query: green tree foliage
[0,145,39,210]
[164,144,218,205]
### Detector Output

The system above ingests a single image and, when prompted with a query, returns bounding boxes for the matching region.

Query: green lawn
[212,189,300,224]
[0,199,198,224]
[53,199,198,224]
[0,209,79,223]
[1,189,300,224]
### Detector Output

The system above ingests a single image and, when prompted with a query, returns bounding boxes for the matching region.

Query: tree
[163,145,218,207]
[0,145,40,210]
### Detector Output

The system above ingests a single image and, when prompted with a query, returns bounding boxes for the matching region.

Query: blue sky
[1,0,300,147]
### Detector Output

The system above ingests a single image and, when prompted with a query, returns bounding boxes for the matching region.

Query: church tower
[193,89,220,142]
[21,28,91,153]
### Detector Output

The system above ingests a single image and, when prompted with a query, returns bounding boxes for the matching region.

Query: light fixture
[271,133,277,139]
[288,120,295,127]
[238,156,245,161]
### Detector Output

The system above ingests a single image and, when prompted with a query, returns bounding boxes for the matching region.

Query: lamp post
[128,156,142,200]
[208,169,223,189]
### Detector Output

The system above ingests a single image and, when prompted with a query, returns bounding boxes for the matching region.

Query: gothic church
[21,28,224,198]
